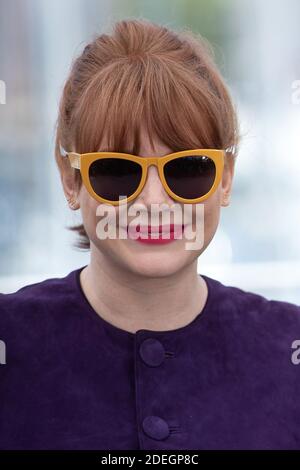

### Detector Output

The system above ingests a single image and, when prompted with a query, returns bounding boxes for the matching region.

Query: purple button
[139,338,165,367]
[142,416,170,440]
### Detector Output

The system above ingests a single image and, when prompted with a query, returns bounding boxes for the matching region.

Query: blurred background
[0,0,299,302]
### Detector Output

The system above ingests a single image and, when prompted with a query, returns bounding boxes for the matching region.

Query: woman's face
[64,130,234,278]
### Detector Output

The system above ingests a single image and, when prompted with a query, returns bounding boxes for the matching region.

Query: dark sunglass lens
[164,155,216,199]
[89,158,142,201]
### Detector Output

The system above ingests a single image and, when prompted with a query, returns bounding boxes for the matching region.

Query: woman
[0,18,299,450]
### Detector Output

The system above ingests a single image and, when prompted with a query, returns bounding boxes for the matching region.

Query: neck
[79,248,208,334]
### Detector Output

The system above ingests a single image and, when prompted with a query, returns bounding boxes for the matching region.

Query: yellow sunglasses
[60,145,225,206]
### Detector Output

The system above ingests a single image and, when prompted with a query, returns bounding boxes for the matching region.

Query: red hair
[54,17,240,249]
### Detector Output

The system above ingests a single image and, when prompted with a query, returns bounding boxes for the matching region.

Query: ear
[58,158,81,211]
[221,156,235,207]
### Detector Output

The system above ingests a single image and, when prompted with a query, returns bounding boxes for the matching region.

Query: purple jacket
[0,266,300,450]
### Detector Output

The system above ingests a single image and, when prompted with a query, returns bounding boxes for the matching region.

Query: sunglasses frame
[61,147,225,206]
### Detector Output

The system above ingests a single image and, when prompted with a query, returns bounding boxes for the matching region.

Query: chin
[126,251,188,279]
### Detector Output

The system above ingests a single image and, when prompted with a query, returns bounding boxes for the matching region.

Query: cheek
[78,186,123,245]
[78,186,99,241]
[193,187,222,248]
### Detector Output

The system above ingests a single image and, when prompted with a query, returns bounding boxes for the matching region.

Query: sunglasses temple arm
[59,143,81,169]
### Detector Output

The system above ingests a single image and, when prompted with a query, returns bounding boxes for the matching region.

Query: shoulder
[0,268,81,334]
[203,274,300,352]
[204,273,300,321]
[202,276,300,399]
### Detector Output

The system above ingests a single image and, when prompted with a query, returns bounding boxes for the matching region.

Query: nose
[136,164,174,206]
